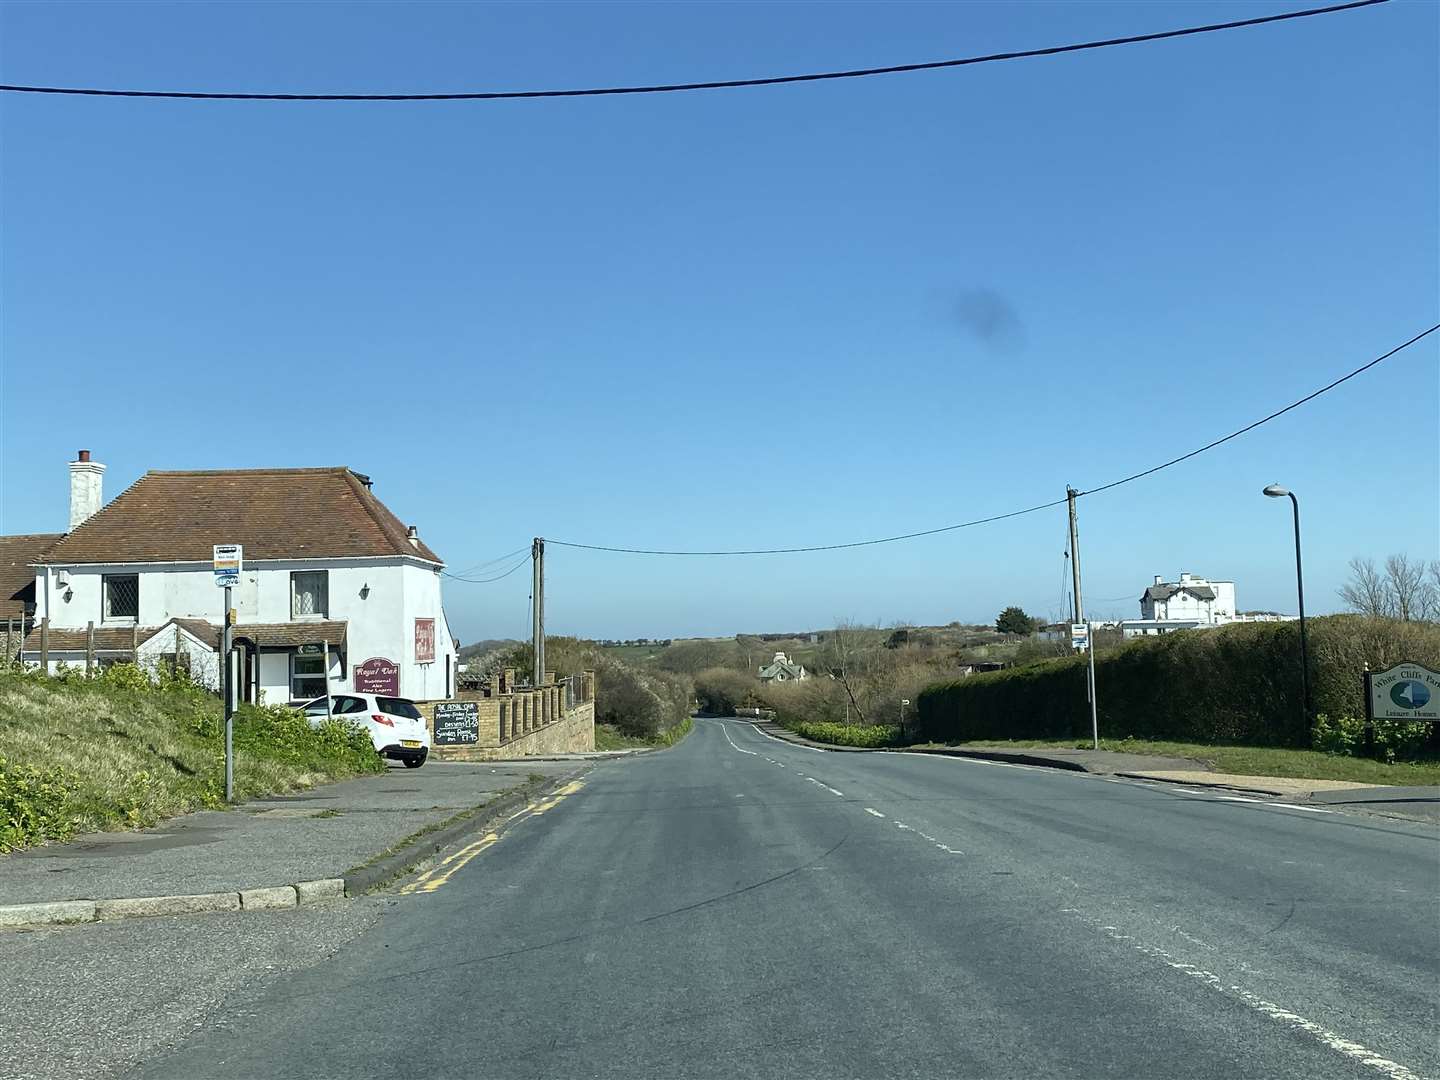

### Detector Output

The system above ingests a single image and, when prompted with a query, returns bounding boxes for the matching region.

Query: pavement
[9,715,1422,1080]
[0,760,582,911]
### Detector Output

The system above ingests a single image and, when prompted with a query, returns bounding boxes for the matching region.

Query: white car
[300,693,430,768]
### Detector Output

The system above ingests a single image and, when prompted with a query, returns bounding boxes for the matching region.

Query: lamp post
[1263,485,1311,728]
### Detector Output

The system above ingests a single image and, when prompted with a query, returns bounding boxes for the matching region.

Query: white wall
[35,555,456,703]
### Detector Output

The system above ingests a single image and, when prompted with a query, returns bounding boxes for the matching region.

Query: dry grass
[0,667,382,851]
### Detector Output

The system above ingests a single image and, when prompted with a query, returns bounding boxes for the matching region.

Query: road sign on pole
[213,544,242,588]
[1071,623,1089,651]
[214,543,241,800]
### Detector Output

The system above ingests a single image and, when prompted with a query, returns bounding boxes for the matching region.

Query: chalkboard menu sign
[433,701,480,745]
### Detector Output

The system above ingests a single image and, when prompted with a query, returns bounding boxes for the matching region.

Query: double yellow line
[398,779,586,895]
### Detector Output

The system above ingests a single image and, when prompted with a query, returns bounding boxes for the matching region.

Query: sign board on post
[433,701,480,745]
[1364,662,1440,722]
[1070,623,1090,651]
[414,618,436,665]
[354,657,400,696]
[213,544,242,588]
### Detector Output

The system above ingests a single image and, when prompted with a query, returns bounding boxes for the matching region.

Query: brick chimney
[68,450,105,529]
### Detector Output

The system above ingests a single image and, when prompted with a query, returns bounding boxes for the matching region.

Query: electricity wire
[0,1,1387,102]
[547,323,1438,557]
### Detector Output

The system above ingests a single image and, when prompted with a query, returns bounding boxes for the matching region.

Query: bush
[1311,713,1431,761]
[915,616,1440,753]
[693,667,759,715]
[789,721,901,748]
[594,655,691,740]
[0,756,80,852]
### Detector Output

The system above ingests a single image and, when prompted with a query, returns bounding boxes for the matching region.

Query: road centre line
[1085,921,1423,1080]
[864,807,886,818]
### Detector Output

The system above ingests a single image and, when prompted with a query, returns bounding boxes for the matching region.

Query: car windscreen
[376,697,423,719]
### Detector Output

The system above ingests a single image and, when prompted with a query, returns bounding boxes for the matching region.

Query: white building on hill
[758,651,807,682]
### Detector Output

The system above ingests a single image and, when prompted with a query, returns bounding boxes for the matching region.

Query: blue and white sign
[213,543,242,589]
[1367,662,1440,722]
[1070,623,1089,651]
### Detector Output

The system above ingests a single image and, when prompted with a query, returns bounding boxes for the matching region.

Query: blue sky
[1,0,1436,642]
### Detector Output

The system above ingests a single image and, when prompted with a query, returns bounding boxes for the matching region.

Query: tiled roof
[37,468,442,565]
[1145,583,1217,601]
[21,617,219,653]
[232,621,348,649]
[22,618,348,653]
[0,534,62,620]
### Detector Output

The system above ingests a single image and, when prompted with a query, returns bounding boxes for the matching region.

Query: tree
[1385,554,1427,622]
[1338,557,1391,618]
[996,607,1039,635]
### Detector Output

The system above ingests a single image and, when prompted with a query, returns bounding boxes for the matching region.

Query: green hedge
[788,720,901,748]
[915,616,1440,750]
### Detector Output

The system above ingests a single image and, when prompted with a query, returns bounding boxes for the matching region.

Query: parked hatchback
[300,693,430,768]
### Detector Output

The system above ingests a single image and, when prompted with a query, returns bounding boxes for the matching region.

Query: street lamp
[1263,485,1311,728]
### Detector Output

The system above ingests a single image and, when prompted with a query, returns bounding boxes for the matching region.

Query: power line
[1076,322,1438,497]
[548,498,1069,556]
[547,323,1437,557]
[449,544,530,577]
[0,1,1387,102]
[443,553,532,584]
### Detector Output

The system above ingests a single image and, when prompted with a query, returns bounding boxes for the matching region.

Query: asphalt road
[105,719,1440,1078]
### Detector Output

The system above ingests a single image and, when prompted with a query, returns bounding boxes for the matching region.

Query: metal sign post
[1086,620,1099,750]
[214,544,242,802]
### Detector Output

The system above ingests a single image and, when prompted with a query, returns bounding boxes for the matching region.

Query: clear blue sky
[1,1,1436,642]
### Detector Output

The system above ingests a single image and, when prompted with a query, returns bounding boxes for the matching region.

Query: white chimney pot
[68,450,105,530]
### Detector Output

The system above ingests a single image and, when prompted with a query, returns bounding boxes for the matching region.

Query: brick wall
[419,670,595,761]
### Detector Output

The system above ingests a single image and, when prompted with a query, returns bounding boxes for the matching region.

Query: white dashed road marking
[864,807,886,818]
[1082,919,1423,1080]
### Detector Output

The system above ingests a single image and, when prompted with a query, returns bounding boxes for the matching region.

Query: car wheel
[403,755,426,769]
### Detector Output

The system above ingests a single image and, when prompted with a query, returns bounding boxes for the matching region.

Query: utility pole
[1068,487,1099,748]
[532,537,545,688]
[1066,486,1084,625]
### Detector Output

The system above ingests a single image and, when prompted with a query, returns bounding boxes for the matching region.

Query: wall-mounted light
[359,583,370,600]
[63,588,74,603]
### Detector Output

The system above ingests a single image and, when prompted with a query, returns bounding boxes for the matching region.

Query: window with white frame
[290,651,327,701]
[102,574,139,622]
[290,571,328,618]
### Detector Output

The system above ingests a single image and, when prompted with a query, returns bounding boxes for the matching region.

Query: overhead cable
[546,323,1438,557]
[0,1,1387,102]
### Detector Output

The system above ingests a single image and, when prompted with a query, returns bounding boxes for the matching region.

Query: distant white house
[18,451,458,703]
[1140,572,1236,622]
[1120,572,1235,638]
[758,651,807,683]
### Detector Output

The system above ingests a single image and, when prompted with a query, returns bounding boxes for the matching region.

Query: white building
[758,651,807,682]
[20,452,458,704]
[1139,572,1237,623]
[1122,572,1237,638]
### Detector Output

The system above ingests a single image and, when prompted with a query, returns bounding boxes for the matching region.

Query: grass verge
[594,716,693,751]
[0,666,384,852]
[918,737,1440,786]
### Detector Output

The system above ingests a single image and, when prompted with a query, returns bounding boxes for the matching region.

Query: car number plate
[401,740,421,748]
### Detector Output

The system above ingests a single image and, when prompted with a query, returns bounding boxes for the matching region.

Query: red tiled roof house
[17,452,457,704]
